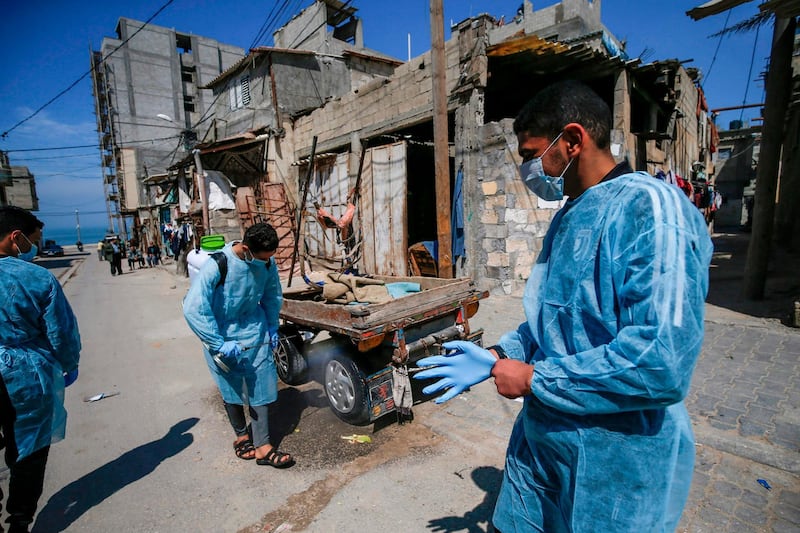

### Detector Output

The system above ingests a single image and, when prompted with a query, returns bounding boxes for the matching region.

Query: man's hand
[491,359,534,399]
[218,341,242,358]
[269,329,280,350]
[413,340,496,403]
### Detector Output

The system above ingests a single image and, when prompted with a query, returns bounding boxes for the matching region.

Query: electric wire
[5,135,181,153]
[702,8,732,89]
[1,0,177,139]
[247,0,289,50]
[739,24,761,123]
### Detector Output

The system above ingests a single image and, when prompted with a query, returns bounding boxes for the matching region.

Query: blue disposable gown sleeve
[259,258,282,333]
[182,259,225,351]
[43,277,81,372]
[531,192,712,415]
[497,322,538,362]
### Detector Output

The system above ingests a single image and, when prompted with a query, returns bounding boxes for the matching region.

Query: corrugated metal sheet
[487,33,627,79]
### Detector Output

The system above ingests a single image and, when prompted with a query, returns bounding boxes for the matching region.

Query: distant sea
[41,226,110,246]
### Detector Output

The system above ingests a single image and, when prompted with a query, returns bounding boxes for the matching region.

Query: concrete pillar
[612,69,633,166]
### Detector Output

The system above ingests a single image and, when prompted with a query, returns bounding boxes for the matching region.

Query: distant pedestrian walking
[96,241,103,261]
[102,238,123,276]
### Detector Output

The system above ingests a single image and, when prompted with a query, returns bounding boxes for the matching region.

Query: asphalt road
[23,252,517,532]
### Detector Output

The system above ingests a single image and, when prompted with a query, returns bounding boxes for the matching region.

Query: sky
[0,0,773,232]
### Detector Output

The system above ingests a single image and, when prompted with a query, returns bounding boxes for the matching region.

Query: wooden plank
[360,151,376,274]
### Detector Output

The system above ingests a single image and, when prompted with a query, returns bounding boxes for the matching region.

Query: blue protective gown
[0,256,81,460]
[182,243,282,406]
[492,172,713,532]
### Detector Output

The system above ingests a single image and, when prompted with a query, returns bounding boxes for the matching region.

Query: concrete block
[480,209,498,224]
[486,252,510,267]
[505,208,528,224]
[483,224,507,239]
[506,238,529,253]
[484,195,506,209]
[482,181,498,195]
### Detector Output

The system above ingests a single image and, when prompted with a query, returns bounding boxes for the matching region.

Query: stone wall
[469,119,558,296]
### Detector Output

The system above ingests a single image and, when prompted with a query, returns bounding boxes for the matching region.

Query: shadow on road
[706,229,799,323]
[32,418,199,532]
[426,466,503,532]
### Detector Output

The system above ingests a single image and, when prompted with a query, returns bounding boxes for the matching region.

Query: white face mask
[519,132,572,201]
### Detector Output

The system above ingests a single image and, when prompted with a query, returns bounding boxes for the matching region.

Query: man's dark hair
[243,222,279,253]
[0,206,44,239]
[513,80,612,149]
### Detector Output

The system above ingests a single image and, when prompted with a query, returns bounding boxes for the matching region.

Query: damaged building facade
[278,0,717,294]
[115,0,717,293]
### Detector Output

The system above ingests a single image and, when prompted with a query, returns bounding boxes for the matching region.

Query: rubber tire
[324,354,371,426]
[274,327,308,385]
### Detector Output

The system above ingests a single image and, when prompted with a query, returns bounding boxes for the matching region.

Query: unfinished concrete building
[90,18,244,238]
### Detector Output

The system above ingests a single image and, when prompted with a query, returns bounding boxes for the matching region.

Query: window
[229,75,251,110]
[176,33,192,54]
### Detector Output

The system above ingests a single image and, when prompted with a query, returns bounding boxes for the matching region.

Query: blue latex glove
[63,368,79,387]
[218,341,242,358]
[413,340,497,403]
[269,329,280,350]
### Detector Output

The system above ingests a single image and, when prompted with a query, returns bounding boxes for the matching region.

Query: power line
[5,135,181,153]
[248,0,289,50]
[0,0,176,139]
[702,8,732,89]
[739,24,761,123]
[11,153,99,161]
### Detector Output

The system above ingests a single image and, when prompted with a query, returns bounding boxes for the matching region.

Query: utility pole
[430,0,452,278]
[193,149,210,233]
[743,16,796,299]
[75,209,82,243]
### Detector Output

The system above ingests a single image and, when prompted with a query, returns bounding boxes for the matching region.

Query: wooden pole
[288,136,317,287]
[430,0,452,278]
[743,16,795,299]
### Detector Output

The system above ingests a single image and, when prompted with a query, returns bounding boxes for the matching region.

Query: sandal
[256,448,295,469]
[234,439,256,460]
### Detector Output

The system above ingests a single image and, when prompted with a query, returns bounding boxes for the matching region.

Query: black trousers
[0,376,50,533]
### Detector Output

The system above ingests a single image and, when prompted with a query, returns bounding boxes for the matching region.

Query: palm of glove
[218,341,242,357]
[413,340,496,403]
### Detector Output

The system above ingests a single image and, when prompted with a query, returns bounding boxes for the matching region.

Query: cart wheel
[324,354,370,426]
[274,326,308,385]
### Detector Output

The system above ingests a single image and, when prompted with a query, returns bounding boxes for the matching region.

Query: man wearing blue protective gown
[0,207,81,533]
[415,81,713,531]
[183,223,294,468]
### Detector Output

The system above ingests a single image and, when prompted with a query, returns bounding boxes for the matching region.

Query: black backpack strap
[210,252,227,288]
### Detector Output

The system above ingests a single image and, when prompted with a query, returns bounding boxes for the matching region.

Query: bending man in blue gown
[416,81,713,531]
[183,223,293,468]
[0,206,81,533]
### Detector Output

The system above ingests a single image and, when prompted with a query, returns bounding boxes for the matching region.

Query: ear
[562,123,588,158]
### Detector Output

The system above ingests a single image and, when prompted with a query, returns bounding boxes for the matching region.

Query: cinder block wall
[292,39,461,155]
[469,119,558,295]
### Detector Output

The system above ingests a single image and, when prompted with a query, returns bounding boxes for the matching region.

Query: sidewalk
[677,229,799,532]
